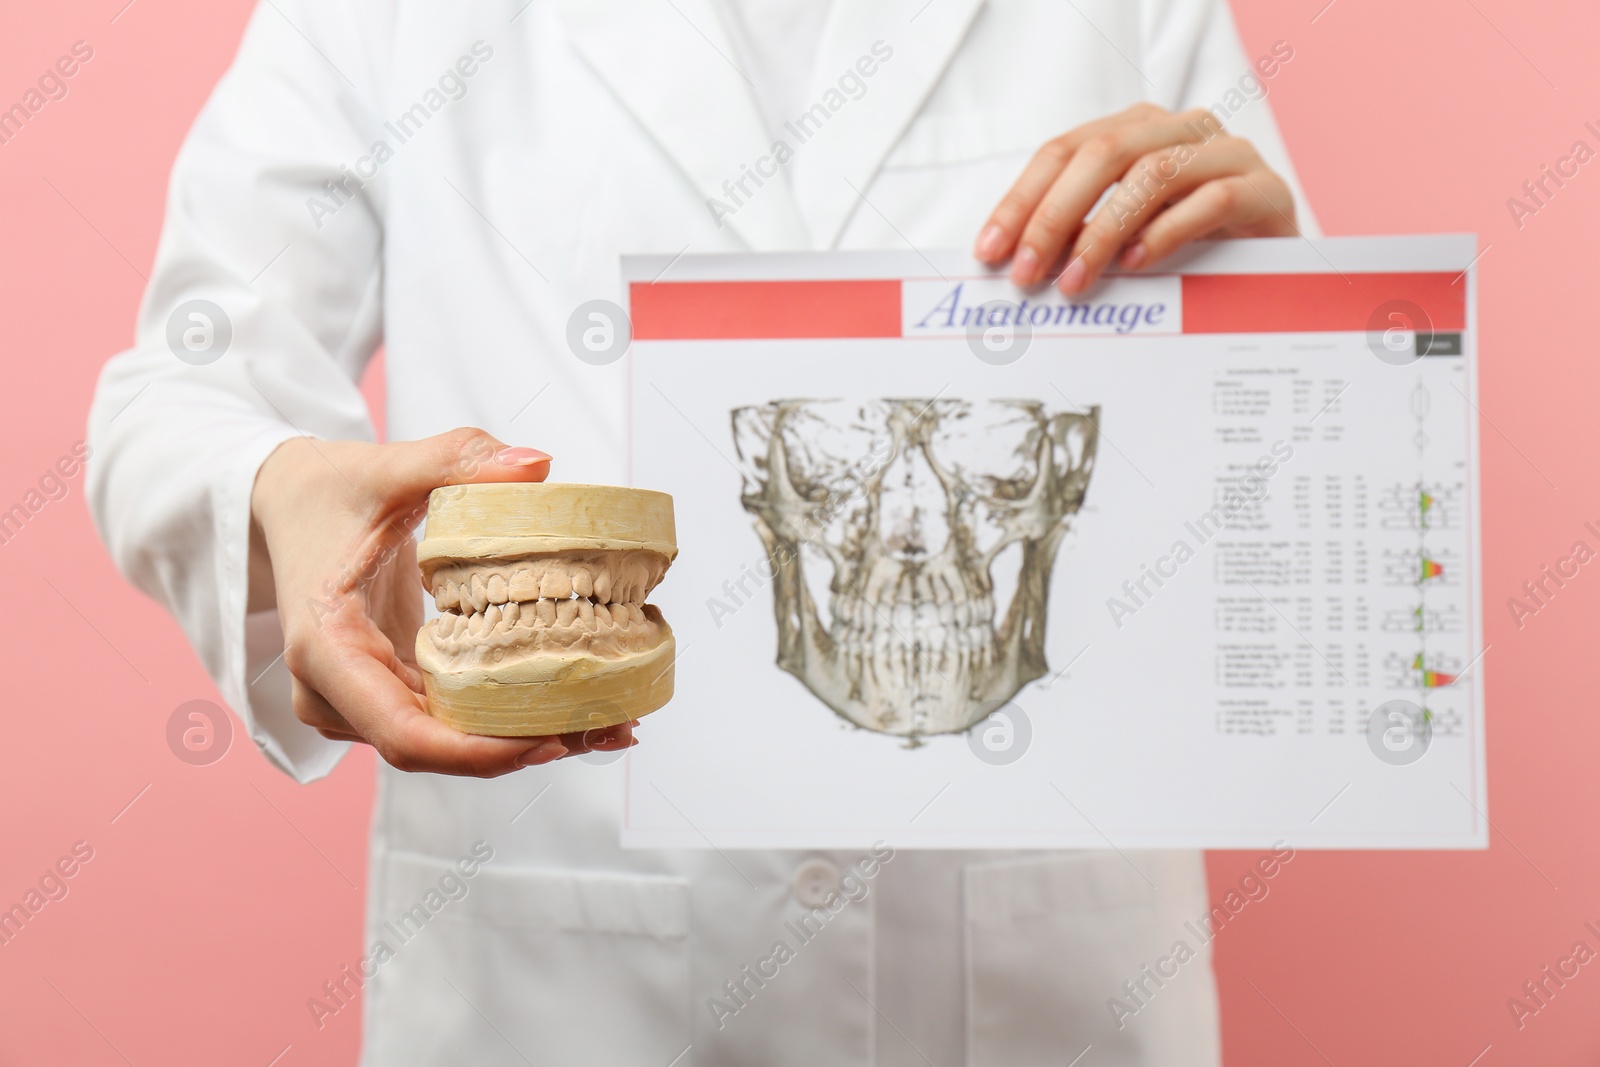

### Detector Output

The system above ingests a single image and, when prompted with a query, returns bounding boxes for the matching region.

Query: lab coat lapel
[791,0,987,249]
[556,0,810,251]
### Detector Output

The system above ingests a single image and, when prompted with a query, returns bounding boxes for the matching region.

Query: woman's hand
[249,428,635,777]
[974,103,1298,294]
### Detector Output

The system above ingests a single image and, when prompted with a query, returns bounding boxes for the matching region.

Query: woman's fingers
[1122,172,1296,271]
[384,700,571,776]
[291,674,358,735]
[292,635,568,777]
[1010,109,1217,286]
[366,427,552,511]
[562,722,638,755]
[292,622,643,774]
[1060,135,1260,292]
[974,104,1178,265]
[975,104,1301,292]
[303,663,638,762]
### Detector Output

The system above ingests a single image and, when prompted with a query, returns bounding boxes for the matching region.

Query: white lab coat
[88,1,1318,1063]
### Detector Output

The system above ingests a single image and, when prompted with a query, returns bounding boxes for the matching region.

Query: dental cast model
[415,483,677,736]
[733,398,1098,739]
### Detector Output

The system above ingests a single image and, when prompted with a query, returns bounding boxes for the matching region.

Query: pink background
[2,0,1597,1062]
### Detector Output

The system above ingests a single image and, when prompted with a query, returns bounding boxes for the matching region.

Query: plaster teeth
[541,570,572,600]
[427,546,673,677]
[467,574,490,614]
[508,567,542,601]
[434,581,461,612]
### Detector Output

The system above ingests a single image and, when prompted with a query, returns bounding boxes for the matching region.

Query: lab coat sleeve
[86,0,394,782]
[1141,0,1323,238]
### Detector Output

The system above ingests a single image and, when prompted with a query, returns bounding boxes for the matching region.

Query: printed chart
[620,237,1485,850]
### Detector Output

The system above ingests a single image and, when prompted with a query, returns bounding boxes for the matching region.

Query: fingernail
[1122,243,1147,270]
[1059,258,1088,294]
[495,446,551,467]
[1009,246,1039,286]
[517,740,567,766]
[975,224,1006,261]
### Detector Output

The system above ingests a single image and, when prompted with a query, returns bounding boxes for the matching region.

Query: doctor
[89,0,1315,1063]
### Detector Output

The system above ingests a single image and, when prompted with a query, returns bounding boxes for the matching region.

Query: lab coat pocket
[963,851,1220,1067]
[363,851,691,1067]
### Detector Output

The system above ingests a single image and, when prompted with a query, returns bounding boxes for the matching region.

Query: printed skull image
[733,398,1099,737]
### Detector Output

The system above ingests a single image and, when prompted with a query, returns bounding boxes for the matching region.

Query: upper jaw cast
[430,550,666,613]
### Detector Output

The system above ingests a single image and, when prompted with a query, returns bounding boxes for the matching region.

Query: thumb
[385,427,551,501]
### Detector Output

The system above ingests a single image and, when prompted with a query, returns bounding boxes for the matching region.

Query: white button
[792,858,842,909]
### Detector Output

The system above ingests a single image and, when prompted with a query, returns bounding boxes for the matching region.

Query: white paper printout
[619,236,1484,850]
